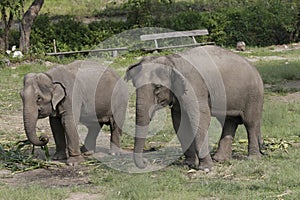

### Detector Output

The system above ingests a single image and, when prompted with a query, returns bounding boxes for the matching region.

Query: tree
[0,0,21,51]
[19,0,44,53]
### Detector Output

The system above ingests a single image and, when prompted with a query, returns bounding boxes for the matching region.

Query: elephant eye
[154,84,162,89]
[36,95,42,103]
[153,84,162,94]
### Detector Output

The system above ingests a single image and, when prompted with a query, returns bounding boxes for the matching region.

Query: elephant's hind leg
[213,117,239,162]
[109,119,122,155]
[82,124,101,155]
[244,103,263,159]
[245,121,262,159]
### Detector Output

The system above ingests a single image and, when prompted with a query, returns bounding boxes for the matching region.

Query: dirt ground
[0,168,101,200]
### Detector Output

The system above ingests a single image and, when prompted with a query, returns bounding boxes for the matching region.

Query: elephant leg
[192,108,213,171]
[109,119,121,155]
[49,116,67,160]
[245,121,262,159]
[243,104,263,159]
[81,124,101,156]
[61,114,85,166]
[213,117,238,162]
[194,127,213,171]
[171,107,198,168]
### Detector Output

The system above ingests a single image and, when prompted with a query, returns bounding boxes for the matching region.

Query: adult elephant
[20,60,128,166]
[125,45,264,171]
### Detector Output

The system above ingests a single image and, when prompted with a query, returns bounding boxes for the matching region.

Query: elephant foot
[247,153,261,160]
[133,153,149,169]
[52,151,67,161]
[109,145,121,156]
[66,155,85,166]
[199,154,213,172]
[212,151,232,162]
[80,145,95,156]
[183,156,199,169]
[109,150,120,156]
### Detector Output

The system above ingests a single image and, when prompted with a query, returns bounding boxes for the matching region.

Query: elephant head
[20,73,65,146]
[125,56,190,169]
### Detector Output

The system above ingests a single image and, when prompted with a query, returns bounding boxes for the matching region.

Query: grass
[256,60,300,84]
[31,0,122,17]
[1,48,300,199]
[0,185,69,200]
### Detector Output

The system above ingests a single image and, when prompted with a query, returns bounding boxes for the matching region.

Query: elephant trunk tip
[39,134,50,145]
[28,134,49,146]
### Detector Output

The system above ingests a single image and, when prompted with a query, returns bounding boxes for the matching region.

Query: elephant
[125,45,264,171]
[20,60,128,166]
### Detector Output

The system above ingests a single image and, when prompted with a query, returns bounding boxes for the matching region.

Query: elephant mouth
[158,99,170,107]
[38,110,50,119]
[149,102,168,121]
[38,113,48,119]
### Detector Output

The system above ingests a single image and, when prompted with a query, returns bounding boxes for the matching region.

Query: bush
[4,0,300,55]
[222,1,299,46]
[126,0,300,47]
[30,14,128,54]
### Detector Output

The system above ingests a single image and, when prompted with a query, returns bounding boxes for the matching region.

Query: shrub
[4,0,300,55]
[30,14,128,53]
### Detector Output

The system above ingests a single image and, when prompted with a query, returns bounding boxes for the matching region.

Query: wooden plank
[142,42,215,51]
[140,29,209,41]
[46,47,128,56]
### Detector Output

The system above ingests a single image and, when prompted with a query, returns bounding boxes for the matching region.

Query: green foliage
[2,0,300,54]
[30,14,128,53]
[0,141,58,172]
[124,0,300,46]
[221,0,299,46]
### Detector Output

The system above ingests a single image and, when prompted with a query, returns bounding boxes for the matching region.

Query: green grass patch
[0,64,50,114]
[0,184,69,200]
[39,0,121,17]
[256,60,300,84]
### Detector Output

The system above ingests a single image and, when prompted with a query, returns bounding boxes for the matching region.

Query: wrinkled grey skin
[21,60,128,166]
[126,45,264,170]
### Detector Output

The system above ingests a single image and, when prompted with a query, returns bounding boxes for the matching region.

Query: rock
[236,41,246,51]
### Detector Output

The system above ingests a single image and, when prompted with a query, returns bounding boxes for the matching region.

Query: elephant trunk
[133,86,152,169]
[23,97,49,146]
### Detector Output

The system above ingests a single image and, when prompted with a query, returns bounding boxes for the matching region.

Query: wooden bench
[140,29,214,51]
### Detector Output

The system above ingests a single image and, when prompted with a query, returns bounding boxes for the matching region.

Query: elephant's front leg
[61,114,85,166]
[49,116,67,160]
[171,107,198,168]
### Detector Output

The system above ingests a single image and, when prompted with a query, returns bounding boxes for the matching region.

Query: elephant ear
[124,56,157,82]
[124,61,142,82]
[171,68,187,97]
[51,83,65,110]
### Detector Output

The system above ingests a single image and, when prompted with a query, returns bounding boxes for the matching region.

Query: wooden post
[154,39,158,49]
[192,36,197,44]
[112,50,118,57]
[53,39,57,53]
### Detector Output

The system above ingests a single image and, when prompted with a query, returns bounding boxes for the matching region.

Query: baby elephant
[20,60,128,166]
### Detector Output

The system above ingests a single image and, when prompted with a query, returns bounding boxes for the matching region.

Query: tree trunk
[19,0,44,53]
[1,7,13,51]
